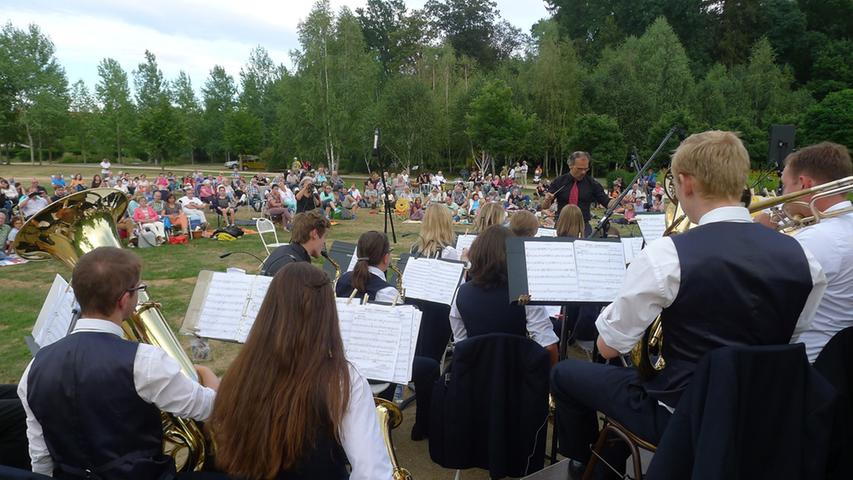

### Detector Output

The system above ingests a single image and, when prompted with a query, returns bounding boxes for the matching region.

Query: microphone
[220,251,265,264]
[373,128,380,156]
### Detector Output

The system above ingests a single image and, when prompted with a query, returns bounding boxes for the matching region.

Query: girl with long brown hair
[211,263,392,479]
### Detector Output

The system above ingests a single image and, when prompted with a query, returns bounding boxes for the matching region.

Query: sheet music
[238,275,273,342]
[32,274,77,348]
[524,241,578,302]
[196,272,251,342]
[336,299,421,384]
[402,257,464,305]
[637,214,667,243]
[346,247,358,272]
[621,237,645,265]
[535,228,557,237]
[455,234,477,252]
[573,241,626,302]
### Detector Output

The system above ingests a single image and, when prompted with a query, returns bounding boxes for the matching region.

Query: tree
[425,0,520,68]
[800,89,853,149]
[1,23,69,163]
[224,110,263,156]
[172,71,202,164]
[68,80,97,162]
[465,79,533,172]
[356,0,427,77]
[95,58,134,162]
[525,20,582,176]
[565,113,625,173]
[377,76,441,170]
[201,65,237,161]
[134,50,179,164]
[238,46,281,148]
[806,39,853,100]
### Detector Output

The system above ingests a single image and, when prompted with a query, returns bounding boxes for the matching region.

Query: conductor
[541,151,611,236]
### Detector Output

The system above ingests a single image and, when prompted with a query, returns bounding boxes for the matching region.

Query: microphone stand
[588,126,680,239]
[375,128,397,243]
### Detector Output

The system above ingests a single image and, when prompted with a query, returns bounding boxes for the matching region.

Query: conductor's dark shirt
[548,174,610,222]
[261,242,311,276]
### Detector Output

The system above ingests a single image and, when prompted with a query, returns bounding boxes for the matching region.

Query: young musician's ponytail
[351,231,390,293]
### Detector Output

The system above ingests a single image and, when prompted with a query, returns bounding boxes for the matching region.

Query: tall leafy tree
[377,75,441,170]
[95,58,135,162]
[68,80,97,163]
[201,65,237,161]
[800,89,853,149]
[565,113,625,173]
[238,46,281,148]
[134,50,178,164]
[465,79,533,172]
[1,23,69,163]
[425,0,521,68]
[172,71,202,164]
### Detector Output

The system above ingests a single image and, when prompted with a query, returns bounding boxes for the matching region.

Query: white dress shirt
[596,206,827,354]
[18,318,216,476]
[449,289,560,348]
[368,266,402,304]
[341,364,394,480]
[791,201,853,362]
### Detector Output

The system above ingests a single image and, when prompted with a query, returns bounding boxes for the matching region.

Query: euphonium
[13,188,208,472]
[374,398,414,480]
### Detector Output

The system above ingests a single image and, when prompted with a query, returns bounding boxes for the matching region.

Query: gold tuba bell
[374,398,414,480]
[13,188,208,472]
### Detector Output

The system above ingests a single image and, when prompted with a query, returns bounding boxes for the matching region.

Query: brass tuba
[374,398,414,480]
[13,188,208,472]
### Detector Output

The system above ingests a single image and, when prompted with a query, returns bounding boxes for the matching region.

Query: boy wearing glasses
[18,247,219,478]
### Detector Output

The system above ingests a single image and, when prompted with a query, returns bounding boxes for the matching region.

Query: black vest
[455,282,527,339]
[335,270,393,301]
[27,332,173,480]
[647,222,812,406]
[274,429,348,480]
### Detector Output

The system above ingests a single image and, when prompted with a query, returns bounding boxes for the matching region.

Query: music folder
[400,256,465,305]
[324,240,357,280]
[29,274,78,353]
[506,237,627,305]
[636,212,666,243]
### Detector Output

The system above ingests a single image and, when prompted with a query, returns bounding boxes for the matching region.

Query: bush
[800,89,853,149]
[565,113,626,173]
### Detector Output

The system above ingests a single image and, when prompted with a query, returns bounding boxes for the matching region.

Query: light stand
[375,128,397,243]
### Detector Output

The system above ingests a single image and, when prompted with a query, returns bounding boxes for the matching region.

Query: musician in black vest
[17,247,219,479]
[550,131,827,476]
[212,262,392,480]
[262,209,330,276]
[335,231,440,442]
[450,225,560,364]
[542,151,612,236]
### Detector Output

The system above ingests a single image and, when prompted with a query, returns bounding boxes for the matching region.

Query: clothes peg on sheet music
[347,290,358,305]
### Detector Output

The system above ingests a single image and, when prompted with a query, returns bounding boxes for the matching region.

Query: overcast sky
[4,0,551,95]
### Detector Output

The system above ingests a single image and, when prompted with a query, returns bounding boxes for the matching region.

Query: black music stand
[374,128,397,243]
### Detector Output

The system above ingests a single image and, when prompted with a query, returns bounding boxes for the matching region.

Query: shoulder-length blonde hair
[555,204,584,238]
[472,202,506,234]
[210,263,349,478]
[412,206,455,256]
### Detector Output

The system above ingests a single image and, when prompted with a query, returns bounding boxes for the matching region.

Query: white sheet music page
[621,237,645,265]
[197,272,251,342]
[340,302,402,383]
[237,274,273,342]
[637,214,667,243]
[573,241,626,302]
[32,274,77,348]
[524,241,577,303]
[455,234,477,252]
[535,228,557,237]
[402,258,464,305]
[346,247,358,272]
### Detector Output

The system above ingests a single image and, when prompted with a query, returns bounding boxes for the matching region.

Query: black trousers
[550,360,671,475]
[0,384,29,470]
